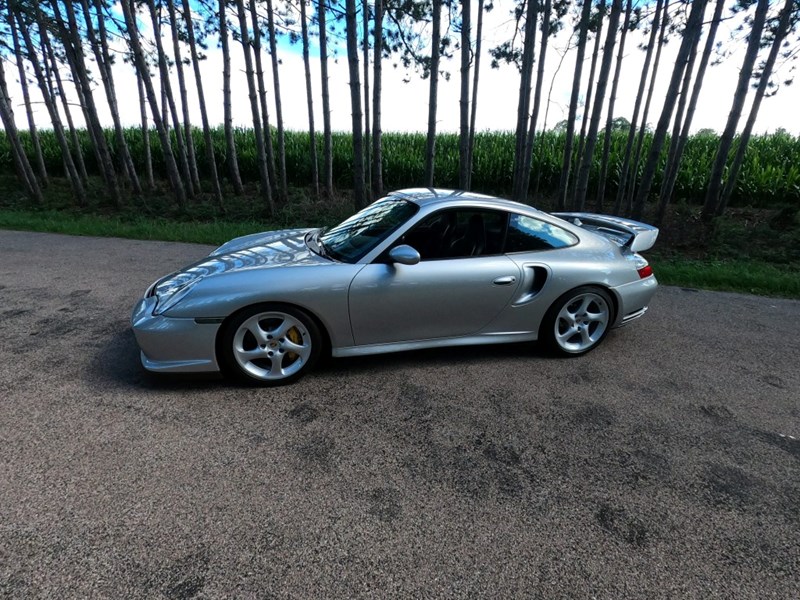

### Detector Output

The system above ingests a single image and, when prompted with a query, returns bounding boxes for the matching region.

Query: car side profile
[131,188,658,385]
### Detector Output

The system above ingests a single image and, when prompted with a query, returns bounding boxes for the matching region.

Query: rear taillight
[637,265,653,279]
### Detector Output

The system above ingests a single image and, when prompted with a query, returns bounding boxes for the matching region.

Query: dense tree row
[0,0,798,223]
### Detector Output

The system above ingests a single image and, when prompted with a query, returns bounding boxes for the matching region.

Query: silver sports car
[132,188,658,385]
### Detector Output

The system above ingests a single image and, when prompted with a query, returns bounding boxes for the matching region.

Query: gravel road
[0,229,798,599]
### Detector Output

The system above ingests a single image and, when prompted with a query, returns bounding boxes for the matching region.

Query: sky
[4,1,800,137]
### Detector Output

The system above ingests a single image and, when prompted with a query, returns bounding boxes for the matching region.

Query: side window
[505,214,577,252]
[401,209,507,260]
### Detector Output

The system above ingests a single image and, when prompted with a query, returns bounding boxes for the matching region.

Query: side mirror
[388,244,421,265]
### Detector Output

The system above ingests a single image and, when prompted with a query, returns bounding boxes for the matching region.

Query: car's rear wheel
[542,286,614,356]
[219,304,321,385]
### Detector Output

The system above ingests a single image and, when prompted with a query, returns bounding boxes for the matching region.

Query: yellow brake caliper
[286,327,302,362]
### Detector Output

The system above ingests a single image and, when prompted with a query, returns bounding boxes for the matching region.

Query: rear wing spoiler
[552,212,659,253]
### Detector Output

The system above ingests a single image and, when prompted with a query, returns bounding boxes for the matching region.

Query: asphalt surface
[0,229,798,599]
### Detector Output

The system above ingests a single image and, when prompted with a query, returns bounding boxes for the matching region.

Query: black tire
[540,286,614,357]
[218,303,322,385]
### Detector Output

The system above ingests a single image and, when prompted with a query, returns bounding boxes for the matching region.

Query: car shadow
[90,324,557,390]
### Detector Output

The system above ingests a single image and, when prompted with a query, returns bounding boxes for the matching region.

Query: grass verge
[1,207,798,299]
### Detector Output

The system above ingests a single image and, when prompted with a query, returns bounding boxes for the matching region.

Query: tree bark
[0,58,43,204]
[15,8,85,206]
[458,0,471,189]
[136,68,156,192]
[219,0,245,194]
[167,0,202,193]
[319,0,334,196]
[372,0,384,197]
[573,0,622,211]
[520,0,552,201]
[235,0,275,213]
[121,0,186,209]
[266,0,288,202]
[632,0,708,220]
[701,0,770,221]
[595,0,631,212]
[51,0,121,207]
[424,0,442,187]
[570,3,605,207]
[511,0,539,202]
[9,7,47,187]
[249,0,278,195]
[466,0,485,191]
[300,0,320,198]
[717,0,794,217]
[147,0,195,199]
[625,0,670,214]
[656,0,724,225]
[363,0,371,200]
[555,0,593,210]
[612,0,663,214]
[181,0,224,210]
[346,0,366,208]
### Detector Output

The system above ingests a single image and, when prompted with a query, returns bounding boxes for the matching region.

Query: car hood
[153,228,327,297]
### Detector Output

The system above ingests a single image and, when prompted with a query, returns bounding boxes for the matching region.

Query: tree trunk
[167,0,202,193]
[136,68,155,191]
[0,58,43,204]
[424,0,442,187]
[555,0,593,210]
[266,0,288,202]
[84,0,142,195]
[182,0,224,210]
[9,7,47,187]
[632,0,708,220]
[717,0,794,217]
[249,0,278,196]
[319,0,334,196]
[573,0,622,211]
[15,8,85,206]
[121,0,186,209]
[235,0,275,213]
[570,3,605,207]
[612,0,663,214]
[458,0,471,189]
[51,0,121,207]
[148,0,195,199]
[363,0,371,200]
[300,0,320,198]
[595,0,631,212]
[346,0,365,208]
[520,0,552,201]
[701,0,770,221]
[625,0,670,214]
[372,0,384,197]
[511,0,539,202]
[466,0,485,191]
[219,0,244,194]
[42,29,89,186]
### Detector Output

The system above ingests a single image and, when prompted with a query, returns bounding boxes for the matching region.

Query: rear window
[505,214,578,252]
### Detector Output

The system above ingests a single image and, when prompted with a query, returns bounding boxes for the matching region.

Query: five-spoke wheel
[542,286,614,356]
[219,304,322,385]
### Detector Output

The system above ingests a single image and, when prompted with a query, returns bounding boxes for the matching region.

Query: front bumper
[131,295,221,373]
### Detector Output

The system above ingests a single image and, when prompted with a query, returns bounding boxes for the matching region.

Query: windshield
[320,197,419,263]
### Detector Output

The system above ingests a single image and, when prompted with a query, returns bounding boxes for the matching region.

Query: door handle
[493,276,517,285]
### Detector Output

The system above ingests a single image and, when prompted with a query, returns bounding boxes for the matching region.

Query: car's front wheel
[541,286,614,356]
[219,304,322,385]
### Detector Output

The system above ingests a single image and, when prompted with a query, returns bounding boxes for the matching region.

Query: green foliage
[0,127,798,208]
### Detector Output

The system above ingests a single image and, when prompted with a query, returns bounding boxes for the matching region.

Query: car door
[348,209,522,346]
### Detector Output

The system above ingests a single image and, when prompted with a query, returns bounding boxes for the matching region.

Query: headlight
[152,274,203,315]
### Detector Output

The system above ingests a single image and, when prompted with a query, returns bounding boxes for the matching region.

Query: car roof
[387,188,541,214]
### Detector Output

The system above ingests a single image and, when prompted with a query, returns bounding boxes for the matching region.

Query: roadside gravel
[0,230,798,598]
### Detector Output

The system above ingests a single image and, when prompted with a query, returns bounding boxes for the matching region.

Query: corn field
[1,127,798,208]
